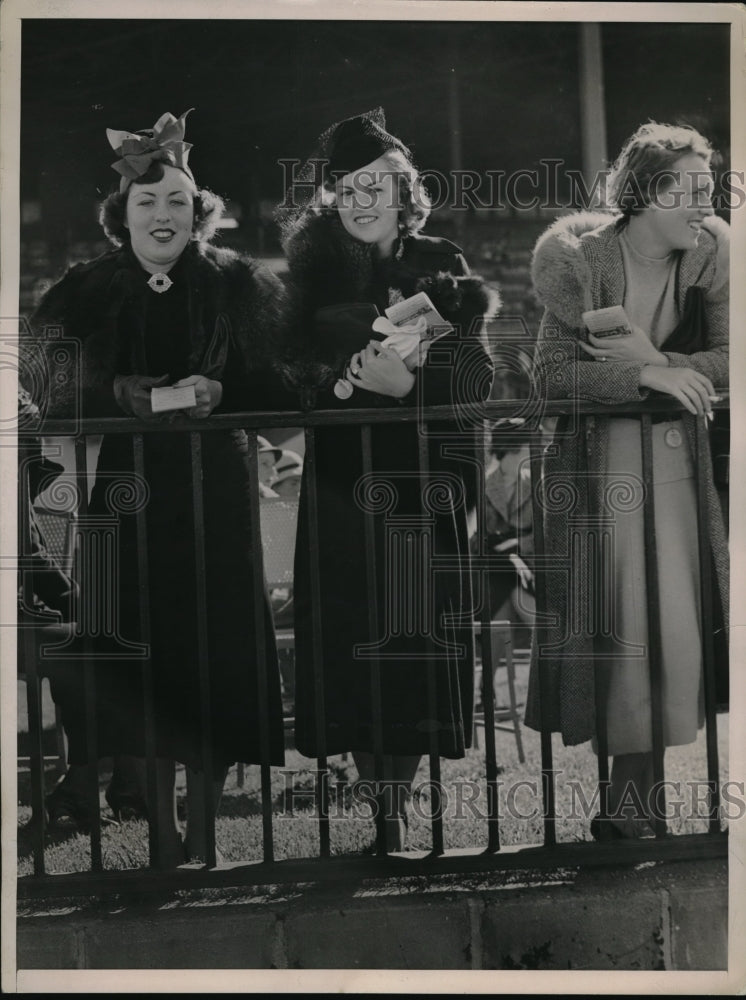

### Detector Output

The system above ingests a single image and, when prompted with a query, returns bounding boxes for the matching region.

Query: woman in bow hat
[525,122,729,839]
[24,110,287,865]
[278,108,496,851]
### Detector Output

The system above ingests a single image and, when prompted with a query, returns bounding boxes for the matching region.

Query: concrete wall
[16,859,726,971]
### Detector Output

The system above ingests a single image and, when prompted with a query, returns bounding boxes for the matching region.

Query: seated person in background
[471,362,541,628]
[260,447,303,712]
[272,449,303,500]
[478,430,535,625]
[257,435,282,495]
[18,384,77,627]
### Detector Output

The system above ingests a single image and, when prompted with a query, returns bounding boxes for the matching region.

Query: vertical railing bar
[304,427,330,857]
[245,430,274,863]
[503,629,525,762]
[23,636,47,874]
[640,415,667,838]
[694,419,721,833]
[480,622,501,854]
[585,422,610,829]
[74,436,102,870]
[478,420,500,853]
[20,455,47,875]
[360,425,387,854]
[190,431,216,867]
[54,702,67,774]
[418,431,444,857]
[131,433,159,867]
[528,427,556,847]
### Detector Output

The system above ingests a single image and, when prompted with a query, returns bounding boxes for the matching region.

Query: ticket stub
[150,385,197,413]
[582,305,632,338]
[384,291,454,340]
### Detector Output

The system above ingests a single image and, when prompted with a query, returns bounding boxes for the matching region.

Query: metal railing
[17,395,729,898]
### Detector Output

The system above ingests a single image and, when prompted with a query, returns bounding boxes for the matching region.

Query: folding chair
[472,619,525,764]
[18,506,78,775]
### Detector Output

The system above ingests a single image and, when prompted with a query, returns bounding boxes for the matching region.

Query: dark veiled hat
[275,107,413,236]
[322,107,411,179]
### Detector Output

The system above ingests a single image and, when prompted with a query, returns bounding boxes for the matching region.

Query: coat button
[664,426,683,448]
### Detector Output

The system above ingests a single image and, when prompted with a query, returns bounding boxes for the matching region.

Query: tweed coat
[280,211,496,758]
[524,211,729,746]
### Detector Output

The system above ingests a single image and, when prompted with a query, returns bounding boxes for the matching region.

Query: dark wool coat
[26,241,287,768]
[524,211,729,746]
[280,212,496,758]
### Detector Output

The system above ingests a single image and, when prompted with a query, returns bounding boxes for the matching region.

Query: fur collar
[279,212,499,392]
[531,210,729,328]
[32,241,285,413]
[282,210,468,308]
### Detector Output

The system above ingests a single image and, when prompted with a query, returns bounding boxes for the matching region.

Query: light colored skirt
[598,418,704,756]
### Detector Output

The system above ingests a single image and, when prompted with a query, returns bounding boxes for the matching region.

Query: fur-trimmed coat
[28,240,288,417]
[524,211,729,746]
[280,211,496,758]
[279,211,498,401]
[24,241,287,768]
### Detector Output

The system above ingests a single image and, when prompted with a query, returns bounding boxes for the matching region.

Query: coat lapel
[593,221,626,308]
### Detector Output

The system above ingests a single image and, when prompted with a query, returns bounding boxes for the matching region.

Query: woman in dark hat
[24,110,287,865]
[278,108,496,850]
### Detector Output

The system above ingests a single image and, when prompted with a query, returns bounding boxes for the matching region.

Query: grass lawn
[16,665,730,876]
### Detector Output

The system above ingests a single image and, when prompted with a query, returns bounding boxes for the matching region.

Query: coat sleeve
[533,307,649,404]
[275,229,369,408]
[24,266,124,418]
[400,257,495,409]
[217,260,299,414]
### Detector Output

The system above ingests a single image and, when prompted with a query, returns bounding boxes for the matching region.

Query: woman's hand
[113,374,170,420]
[639,365,715,417]
[346,341,415,398]
[172,374,223,418]
[579,325,667,366]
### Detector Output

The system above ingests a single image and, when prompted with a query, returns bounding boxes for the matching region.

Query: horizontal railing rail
[36,393,730,434]
[17,393,729,899]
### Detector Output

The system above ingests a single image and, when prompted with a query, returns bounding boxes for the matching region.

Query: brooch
[147,272,173,293]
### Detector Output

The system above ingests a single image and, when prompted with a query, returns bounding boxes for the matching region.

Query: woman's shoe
[45,778,94,835]
[181,844,226,867]
[385,808,409,853]
[105,780,148,823]
[590,814,628,842]
[590,814,657,841]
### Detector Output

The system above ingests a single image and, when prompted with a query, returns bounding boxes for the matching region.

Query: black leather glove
[113,374,169,419]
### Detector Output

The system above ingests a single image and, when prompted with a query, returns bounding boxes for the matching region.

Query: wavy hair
[608,122,714,217]
[99,160,225,246]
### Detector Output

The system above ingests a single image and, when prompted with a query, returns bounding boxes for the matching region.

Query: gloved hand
[113,374,170,419]
[334,317,428,399]
[371,315,429,371]
[345,341,416,399]
[171,374,223,418]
